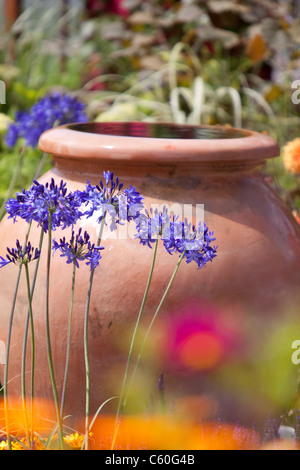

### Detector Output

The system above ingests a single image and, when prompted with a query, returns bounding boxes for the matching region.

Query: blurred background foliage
[0,0,300,206]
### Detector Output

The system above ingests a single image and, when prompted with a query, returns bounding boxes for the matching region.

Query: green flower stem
[4,264,23,450]
[33,152,48,181]
[111,238,159,451]
[110,250,185,451]
[60,259,76,419]
[21,228,44,445]
[84,216,106,451]
[3,222,32,450]
[22,263,35,446]
[83,264,94,451]
[0,146,26,221]
[46,212,64,450]
[124,251,186,411]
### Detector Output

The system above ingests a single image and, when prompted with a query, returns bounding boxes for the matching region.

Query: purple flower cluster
[53,228,104,271]
[174,221,217,269]
[5,179,83,233]
[79,171,144,231]
[135,206,171,249]
[3,172,146,270]
[3,171,217,271]
[5,92,88,148]
[0,240,40,268]
[135,206,217,269]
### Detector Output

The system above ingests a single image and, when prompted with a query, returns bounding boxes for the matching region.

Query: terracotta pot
[0,122,299,428]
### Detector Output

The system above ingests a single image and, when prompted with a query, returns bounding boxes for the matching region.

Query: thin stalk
[83,267,94,452]
[0,146,26,221]
[33,152,48,180]
[45,212,64,450]
[111,252,185,450]
[4,264,23,450]
[110,238,159,450]
[3,222,32,450]
[21,228,44,445]
[23,263,35,445]
[84,216,106,451]
[109,250,188,452]
[60,259,76,418]
[124,251,186,411]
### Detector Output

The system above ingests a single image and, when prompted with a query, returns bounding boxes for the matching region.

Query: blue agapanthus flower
[134,206,172,249]
[53,228,104,271]
[79,171,145,231]
[5,92,88,148]
[165,220,218,269]
[135,206,218,269]
[5,178,83,233]
[0,240,40,268]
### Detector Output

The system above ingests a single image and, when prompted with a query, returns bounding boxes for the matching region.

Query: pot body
[0,123,299,429]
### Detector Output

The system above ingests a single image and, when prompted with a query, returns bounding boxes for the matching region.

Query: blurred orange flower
[283,138,300,174]
[0,398,58,450]
[293,210,300,225]
[0,398,57,437]
[0,395,260,450]
[83,415,260,450]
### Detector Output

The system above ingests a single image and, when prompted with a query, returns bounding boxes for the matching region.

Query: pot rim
[39,122,280,164]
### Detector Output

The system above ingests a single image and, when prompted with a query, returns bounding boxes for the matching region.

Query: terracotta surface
[0,122,299,427]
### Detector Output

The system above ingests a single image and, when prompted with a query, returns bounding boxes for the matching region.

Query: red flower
[86,0,129,17]
[110,0,129,17]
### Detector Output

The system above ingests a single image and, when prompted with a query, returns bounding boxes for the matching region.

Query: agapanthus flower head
[134,206,172,248]
[79,171,144,231]
[0,240,40,268]
[5,178,83,233]
[5,92,88,148]
[162,218,218,269]
[135,206,218,269]
[53,228,104,271]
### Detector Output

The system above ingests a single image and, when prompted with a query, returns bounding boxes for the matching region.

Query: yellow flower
[0,437,47,451]
[32,437,46,450]
[63,433,93,450]
[0,439,24,450]
[0,441,8,450]
[283,138,300,174]
[11,440,25,451]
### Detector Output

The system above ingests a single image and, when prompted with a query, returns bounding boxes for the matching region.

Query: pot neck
[51,154,266,182]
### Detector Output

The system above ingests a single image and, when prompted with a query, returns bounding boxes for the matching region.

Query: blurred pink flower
[159,300,242,372]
